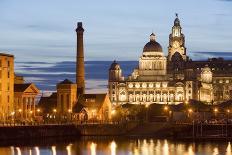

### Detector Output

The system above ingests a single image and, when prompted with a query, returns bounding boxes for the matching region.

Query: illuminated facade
[108,14,232,105]
[0,53,14,121]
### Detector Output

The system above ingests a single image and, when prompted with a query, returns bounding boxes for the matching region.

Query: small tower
[109,60,122,82]
[108,60,123,104]
[168,14,187,61]
[57,79,77,114]
[76,22,85,96]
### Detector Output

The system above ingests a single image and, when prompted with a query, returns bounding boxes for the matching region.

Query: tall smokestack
[76,22,85,96]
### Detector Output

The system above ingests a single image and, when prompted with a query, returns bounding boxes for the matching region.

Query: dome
[143,33,163,53]
[174,13,180,26]
[110,60,120,70]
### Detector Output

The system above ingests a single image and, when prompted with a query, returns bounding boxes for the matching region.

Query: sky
[0,0,232,63]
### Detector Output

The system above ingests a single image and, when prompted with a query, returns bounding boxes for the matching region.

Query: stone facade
[108,15,232,106]
[14,83,40,120]
[57,79,77,114]
[0,53,14,121]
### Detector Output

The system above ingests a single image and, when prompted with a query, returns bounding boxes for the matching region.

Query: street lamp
[164,106,168,111]
[68,109,72,122]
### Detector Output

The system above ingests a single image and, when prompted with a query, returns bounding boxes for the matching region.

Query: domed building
[108,14,232,106]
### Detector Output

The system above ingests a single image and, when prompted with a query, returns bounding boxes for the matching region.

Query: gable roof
[14,83,39,93]
[73,93,108,113]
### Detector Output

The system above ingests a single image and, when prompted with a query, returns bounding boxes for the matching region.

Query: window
[8,60,10,67]
[7,95,10,103]
[8,71,10,78]
[0,60,2,67]
[7,83,10,91]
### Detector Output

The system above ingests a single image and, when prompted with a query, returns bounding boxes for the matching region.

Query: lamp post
[145,104,150,122]
[11,111,15,125]
[68,109,72,122]
[53,109,57,123]
[188,108,193,120]
[18,109,22,121]
[214,108,218,121]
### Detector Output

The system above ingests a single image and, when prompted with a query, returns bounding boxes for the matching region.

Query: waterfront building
[57,79,77,114]
[38,92,57,114]
[73,94,112,121]
[108,14,232,106]
[0,53,14,121]
[14,83,39,120]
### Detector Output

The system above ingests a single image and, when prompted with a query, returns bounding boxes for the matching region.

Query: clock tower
[168,14,187,61]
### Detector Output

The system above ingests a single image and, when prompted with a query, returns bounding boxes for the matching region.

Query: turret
[168,14,187,62]
[109,60,122,82]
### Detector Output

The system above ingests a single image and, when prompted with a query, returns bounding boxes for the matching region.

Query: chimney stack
[76,22,85,96]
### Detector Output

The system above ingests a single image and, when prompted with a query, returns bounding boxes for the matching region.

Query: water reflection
[90,142,96,155]
[0,139,232,155]
[51,146,56,155]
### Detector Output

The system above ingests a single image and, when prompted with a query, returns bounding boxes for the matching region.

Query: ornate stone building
[108,14,232,105]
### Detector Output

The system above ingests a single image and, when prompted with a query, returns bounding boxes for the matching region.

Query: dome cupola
[143,33,163,53]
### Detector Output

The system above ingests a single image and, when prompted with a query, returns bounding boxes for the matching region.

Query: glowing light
[35,146,40,155]
[164,106,168,111]
[29,149,32,155]
[188,108,193,113]
[212,147,219,155]
[90,142,97,155]
[214,108,218,113]
[18,109,22,113]
[163,140,169,155]
[111,110,116,115]
[68,109,72,113]
[37,109,41,112]
[226,142,232,155]
[11,112,15,116]
[53,109,57,113]
[66,144,72,155]
[16,147,21,155]
[227,109,230,113]
[145,104,150,108]
[51,146,56,155]
[110,141,117,155]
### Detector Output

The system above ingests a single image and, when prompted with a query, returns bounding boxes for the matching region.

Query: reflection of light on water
[10,146,14,155]
[35,147,40,155]
[163,140,169,155]
[29,149,32,155]
[90,142,97,155]
[110,141,117,155]
[133,148,139,155]
[187,145,194,155]
[66,144,72,155]
[142,139,148,155]
[226,142,232,155]
[212,147,219,155]
[16,147,21,155]
[52,146,56,155]
[155,140,161,154]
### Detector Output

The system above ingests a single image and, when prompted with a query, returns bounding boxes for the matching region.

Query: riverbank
[0,122,231,142]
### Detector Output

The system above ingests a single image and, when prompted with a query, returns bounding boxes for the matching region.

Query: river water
[0,137,231,155]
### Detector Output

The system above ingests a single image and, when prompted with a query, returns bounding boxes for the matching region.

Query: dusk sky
[0,0,232,63]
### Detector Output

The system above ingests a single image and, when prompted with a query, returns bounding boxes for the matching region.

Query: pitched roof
[73,94,107,113]
[14,84,32,92]
[58,79,74,84]
[38,92,57,113]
